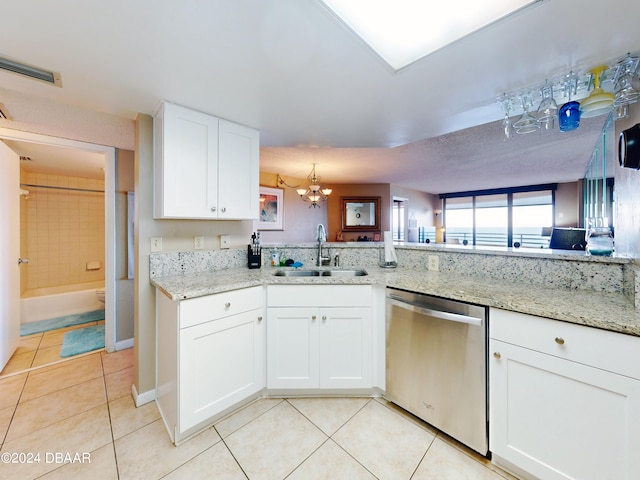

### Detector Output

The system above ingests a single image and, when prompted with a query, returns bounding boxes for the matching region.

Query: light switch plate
[194,236,204,250]
[151,237,163,252]
[220,234,231,249]
[428,255,439,271]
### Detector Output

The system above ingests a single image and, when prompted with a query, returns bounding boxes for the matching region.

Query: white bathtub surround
[21,282,105,323]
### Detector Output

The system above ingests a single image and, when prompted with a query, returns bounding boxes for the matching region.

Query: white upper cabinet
[154,102,259,220]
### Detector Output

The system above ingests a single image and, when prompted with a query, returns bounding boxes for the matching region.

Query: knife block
[247,245,262,269]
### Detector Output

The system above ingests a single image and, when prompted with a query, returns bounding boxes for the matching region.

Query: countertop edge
[150,267,640,337]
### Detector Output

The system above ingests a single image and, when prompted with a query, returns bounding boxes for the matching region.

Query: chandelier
[277,163,332,208]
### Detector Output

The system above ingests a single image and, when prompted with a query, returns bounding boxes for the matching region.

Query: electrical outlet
[220,234,231,249]
[151,237,163,252]
[194,236,204,250]
[428,255,439,271]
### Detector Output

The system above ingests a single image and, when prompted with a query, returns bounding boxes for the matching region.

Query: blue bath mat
[60,324,105,358]
[20,309,105,336]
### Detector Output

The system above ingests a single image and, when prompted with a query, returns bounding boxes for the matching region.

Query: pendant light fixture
[295,163,332,208]
[580,66,614,118]
[277,164,333,208]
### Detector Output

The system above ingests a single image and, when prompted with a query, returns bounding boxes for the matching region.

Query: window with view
[442,185,555,248]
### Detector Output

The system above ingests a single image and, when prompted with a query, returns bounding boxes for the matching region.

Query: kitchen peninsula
[151,243,640,480]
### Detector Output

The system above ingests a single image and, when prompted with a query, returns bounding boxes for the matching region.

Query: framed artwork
[258,186,284,230]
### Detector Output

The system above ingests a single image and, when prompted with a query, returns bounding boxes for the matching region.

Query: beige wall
[555,181,581,228]
[258,172,327,243]
[21,172,105,291]
[391,185,438,241]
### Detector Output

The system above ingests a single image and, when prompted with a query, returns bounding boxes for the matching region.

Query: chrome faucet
[316,224,330,266]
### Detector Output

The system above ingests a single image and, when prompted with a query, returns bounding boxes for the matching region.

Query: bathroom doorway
[0,127,117,375]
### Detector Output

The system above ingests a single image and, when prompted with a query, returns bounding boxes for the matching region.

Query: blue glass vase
[559,101,580,132]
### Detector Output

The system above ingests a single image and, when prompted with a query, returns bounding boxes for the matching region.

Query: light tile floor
[0,349,518,479]
[0,321,105,378]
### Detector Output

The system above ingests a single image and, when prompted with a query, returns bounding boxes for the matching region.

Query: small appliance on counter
[248,232,262,269]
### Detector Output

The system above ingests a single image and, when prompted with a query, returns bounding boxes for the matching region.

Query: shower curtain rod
[20,183,104,194]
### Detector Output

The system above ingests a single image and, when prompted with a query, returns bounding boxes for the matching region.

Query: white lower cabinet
[490,308,640,480]
[266,285,373,391]
[156,286,264,444]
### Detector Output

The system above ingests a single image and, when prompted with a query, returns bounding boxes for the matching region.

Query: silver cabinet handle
[225,302,231,308]
[493,352,501,359]
[211,206,217,212]
[555,337,565,345]
[312,315,317,321]
[18,258,29,264]
[257,316,263,322]
[322,315,327,321]
[221,207,226,213]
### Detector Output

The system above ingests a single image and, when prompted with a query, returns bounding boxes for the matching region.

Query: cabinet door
[217,119,259,220]
[490,339,640,480]
[267,307,319,389]
[319,307,372,389]
[179,309,264,432]
[155,102,219,219]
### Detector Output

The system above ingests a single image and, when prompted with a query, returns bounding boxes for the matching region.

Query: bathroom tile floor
[0,347,519,480]
[0,320,105,378]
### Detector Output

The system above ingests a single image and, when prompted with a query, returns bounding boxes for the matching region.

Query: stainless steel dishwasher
[385,287,489,456]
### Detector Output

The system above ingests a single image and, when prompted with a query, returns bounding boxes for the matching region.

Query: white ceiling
[0,0,638,192]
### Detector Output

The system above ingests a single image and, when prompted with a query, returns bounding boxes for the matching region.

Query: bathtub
[21,281,105,323]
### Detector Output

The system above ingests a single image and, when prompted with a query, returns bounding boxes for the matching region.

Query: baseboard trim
[115,338,134,351]
[132,383,155,407]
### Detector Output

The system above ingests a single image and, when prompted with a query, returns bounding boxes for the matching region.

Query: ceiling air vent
[0,55,62,87]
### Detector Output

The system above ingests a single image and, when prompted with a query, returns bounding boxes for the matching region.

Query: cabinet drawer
[267,285,371,307]
[490,308,640,380]
[180,286,263,328]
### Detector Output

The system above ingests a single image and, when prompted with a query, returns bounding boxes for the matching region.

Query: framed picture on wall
[258,186,284,230]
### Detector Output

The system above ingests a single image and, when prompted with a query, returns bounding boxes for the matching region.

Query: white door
[0,141,21,371]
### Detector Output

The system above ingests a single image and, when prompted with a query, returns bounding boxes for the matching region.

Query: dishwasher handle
[387,296,483,326]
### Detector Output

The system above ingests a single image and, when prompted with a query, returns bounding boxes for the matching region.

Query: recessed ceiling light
[319,0,544,71]
[0,55,62,87]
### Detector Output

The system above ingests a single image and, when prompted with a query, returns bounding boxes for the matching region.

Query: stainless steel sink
[273,270,321,277]
[321,269,368,277]
[273,269,367,277]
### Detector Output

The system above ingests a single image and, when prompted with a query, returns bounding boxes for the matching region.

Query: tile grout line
[100,350,122,480]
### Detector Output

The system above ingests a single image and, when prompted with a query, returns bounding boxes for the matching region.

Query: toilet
[96,288,106,306]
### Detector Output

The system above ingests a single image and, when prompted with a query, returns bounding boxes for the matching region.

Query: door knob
[555,337,565,345]
[493,352,501,359]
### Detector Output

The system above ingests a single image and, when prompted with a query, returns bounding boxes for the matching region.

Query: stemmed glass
[537,80,557,131]
[613,53,640,107]
[500,94,512,140]
[513,93,539,134]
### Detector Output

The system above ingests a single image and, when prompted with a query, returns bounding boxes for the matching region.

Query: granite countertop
[151,266,640,337]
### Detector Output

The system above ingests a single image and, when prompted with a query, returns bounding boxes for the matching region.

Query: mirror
[341,196,381,231]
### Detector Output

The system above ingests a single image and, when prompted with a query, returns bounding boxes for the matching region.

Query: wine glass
[514,93,539,134]
[613,53,640,107]
[537,80,558,131]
